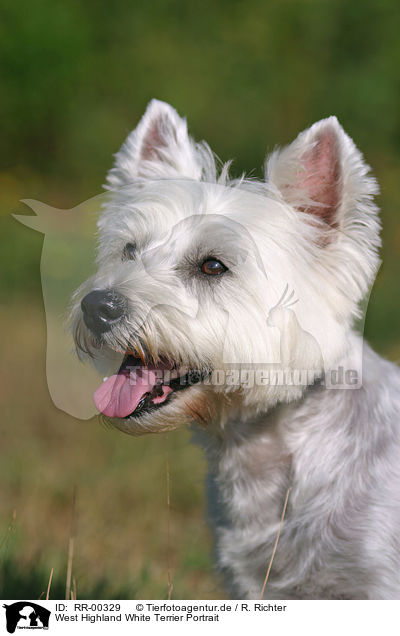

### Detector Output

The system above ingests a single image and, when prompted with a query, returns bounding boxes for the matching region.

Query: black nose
[81,290,127,336]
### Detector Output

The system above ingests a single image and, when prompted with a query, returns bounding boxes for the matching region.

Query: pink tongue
[94,369,172,418]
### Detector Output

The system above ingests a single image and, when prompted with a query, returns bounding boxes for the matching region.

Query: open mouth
[93,354,206,420]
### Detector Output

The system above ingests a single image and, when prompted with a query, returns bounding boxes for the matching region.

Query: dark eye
[122,242,136,261]
[201,258,228,276]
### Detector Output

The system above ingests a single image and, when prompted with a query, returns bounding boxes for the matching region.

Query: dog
[71,99,400,599]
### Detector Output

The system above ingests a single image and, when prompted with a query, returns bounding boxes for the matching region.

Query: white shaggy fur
[72,100,400,599]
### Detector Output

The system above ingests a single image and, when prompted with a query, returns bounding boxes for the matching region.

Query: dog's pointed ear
[265,117,379,241]
[106,99,203,187]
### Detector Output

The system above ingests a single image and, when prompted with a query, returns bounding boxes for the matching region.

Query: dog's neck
[195,396,293,531]
[195,332,367,529]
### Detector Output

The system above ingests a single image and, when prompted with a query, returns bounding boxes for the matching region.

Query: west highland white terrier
[71,100,400,599]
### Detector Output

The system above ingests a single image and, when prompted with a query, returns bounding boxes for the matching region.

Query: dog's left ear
[266,117,381,303]
[265,116,379,241]
[106,99,203,187]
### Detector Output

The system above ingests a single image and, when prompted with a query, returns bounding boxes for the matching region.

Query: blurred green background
[1,0,399,599]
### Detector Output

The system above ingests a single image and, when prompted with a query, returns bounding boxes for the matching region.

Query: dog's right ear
[106,100,203,187]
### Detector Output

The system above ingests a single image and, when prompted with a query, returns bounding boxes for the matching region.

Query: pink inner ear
[141,118,167,161]
[298,128,340,226]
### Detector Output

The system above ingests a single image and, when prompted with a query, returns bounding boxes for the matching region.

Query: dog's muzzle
[81,289,127,337]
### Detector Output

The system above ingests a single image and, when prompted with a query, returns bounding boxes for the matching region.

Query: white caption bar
[0,599,397,635]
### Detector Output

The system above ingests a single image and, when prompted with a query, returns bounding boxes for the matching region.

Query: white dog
[72,100,400,599]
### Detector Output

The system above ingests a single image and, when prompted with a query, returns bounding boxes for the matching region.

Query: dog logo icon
[3,602,50,633]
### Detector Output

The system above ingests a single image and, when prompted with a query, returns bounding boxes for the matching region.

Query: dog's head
[71,100,380,434]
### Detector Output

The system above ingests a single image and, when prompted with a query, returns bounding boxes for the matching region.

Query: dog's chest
[202,422,293,595]
[211,426,291,526]
[202,415,291,531]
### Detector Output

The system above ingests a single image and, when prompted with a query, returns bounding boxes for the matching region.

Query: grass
[0,300,224,599]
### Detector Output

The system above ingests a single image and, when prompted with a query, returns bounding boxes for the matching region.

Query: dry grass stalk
[65,486,77,601]
[71,576,77,600]
[166,452,173,600]
[46,567,54,601]
[259,487,291,599]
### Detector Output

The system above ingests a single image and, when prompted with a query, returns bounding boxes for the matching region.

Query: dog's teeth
[103,377,108,382]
